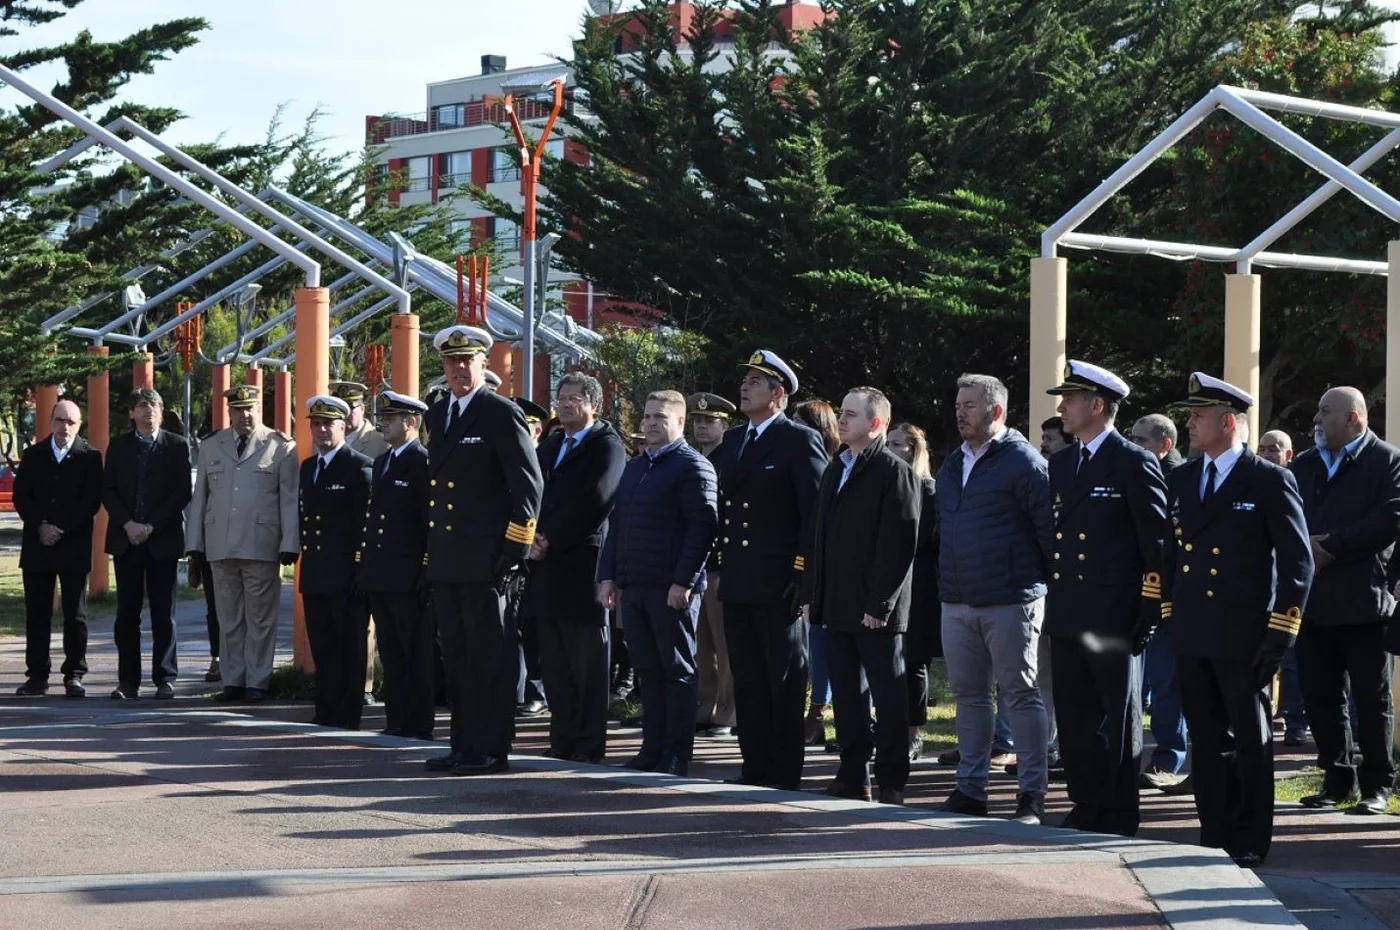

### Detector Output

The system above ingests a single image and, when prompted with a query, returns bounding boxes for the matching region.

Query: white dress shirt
[1200,443,1244,499]
[960,426,1007,488]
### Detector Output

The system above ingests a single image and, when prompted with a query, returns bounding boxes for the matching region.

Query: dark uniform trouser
[1178,654,1274,859]
[539,607,610,758]
[200,561,219,659]
[1296,621,1396,798]
[434,581,516,760]
[725,601,808,787]
[369,591,436,738]
[304,592,370,730]
[113,548,179,687]
[1050,634,1142,837]
[23,569,89,682]
[828,628,909,791]
[620,585,699,764]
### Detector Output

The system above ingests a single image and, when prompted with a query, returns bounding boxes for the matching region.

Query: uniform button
[742,540,749,547]
[1078,533,1086,541]
[724,537,730,544]
[1212,547,1221,555]
[725,501,732,508]
[1052,572,1060,580]
[233,486,239,492]
[1053,553,1061,560]
[742,522,749,528]
[1210,568,1218,576]
[724,519,731,526]
[743,502,750,509]
[430,500,436,507]
[1077,553,1085,561]
[1178,540,1184,548]
[431,480,437,487]
[1184,543,1193,552]
[1056,533,1063,540]
[447,504,454,510]
[380,514,385,520]
[429,521,435,528]
[1206,590,1214,598]
[447,481,456,489]
[445,525,452,532]
[1182,565,1190,573]
[1077,574,1083,581]
[316,530,321,536]
[378,529,384,534]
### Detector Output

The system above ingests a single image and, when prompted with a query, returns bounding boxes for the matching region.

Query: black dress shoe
[824,740,842,754]
[571,752,605,764]
[110,685,138,700]
[1351,791,1390,816]
[15,679,47,696]
[623,754,661,772]
[657,757,689,777]
[1013,792,1045,825]
[379,727,402,736]
[515,700,547,717]
[1301,789,1358,808]
[878,787,905,805]
[1232,852,1265,868]
[63,678,85,698]
[768,781,801,792]
[723,775,768,786]
[401,730,434,741]
[244,688,264,703]
[154,682,175,700]
[541,747,571,760]
[214,686,246,702]
[451,755,509,776]
[940,788,988,817]
[425,752,463,772]
[822,777,873,802]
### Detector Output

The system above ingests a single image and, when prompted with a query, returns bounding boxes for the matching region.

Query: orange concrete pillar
[35,384,59,442]
[245,365,263,389]
[490,343,513,398]
[510,346,525,398]
[87,346,110,598]
[132,352,154,391]
[391,313,420,398]
[292,287,330,673]
[273,369,292,436]
[534,352,551,402]
[211,364,231,433]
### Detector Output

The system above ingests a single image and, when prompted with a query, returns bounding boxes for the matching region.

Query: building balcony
[367,97,567,144]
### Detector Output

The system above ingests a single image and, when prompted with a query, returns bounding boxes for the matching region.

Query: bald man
[13,400,105,697]
[1290,387,1400,815]
[1257,430,1294,468]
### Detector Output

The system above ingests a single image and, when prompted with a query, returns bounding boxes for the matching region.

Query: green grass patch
[1275,771,1400,814]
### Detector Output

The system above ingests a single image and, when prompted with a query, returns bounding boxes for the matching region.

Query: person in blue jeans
[1141,620,1189,787]
[807,621,832,744]
[1279,643,1309,745]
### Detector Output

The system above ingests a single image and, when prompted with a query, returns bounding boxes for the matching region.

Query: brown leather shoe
[804,705,827,745]
[822,777,872,802]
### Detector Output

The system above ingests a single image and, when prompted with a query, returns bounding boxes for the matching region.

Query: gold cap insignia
[1189,374,1201,393]
[749,351,765,366]
[1063,363,1073,380]
[698,397,709,411]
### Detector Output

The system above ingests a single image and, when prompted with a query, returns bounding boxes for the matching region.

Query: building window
[433,103,465,129]
[490,148,521,183]
[494,217,520,251]
[449,219,473,248]
[440,150,472,187]
[406,156,431,192]
[545,138,565,161]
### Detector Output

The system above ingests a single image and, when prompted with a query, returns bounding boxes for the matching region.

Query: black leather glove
[1128,597,1158,656]
[781,568,804,618]
[187,550,205,565]
[494,541,528,591]
[1252,627,1293,691]
[278,551,300,566]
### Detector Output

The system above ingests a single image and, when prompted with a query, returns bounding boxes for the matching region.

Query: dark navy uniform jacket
[357,440,429,593]
[298,444,373,595]
[1161,448,1313,660]
[423,388,543,585]
[1046,429,1167,637]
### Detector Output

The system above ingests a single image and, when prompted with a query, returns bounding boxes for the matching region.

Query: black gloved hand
[781,569,804,618]
[1129,597,1159,656]
[278,551,300,566]
[494,541,528,591]
[187,550,205,565]
[1251,626,1293,691]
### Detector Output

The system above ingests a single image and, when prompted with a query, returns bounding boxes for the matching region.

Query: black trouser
[828,627,909,791]
[620,585,698,765]
[1051,634,1142,837]
[1297,621,1396,798]
[515,601,546,705]
[906,613,940,726]
[113,548,179,687]
[369,590,436,739]
[1178,654,1274,860]
[724,601,808,788]
[23,569,89,682]
[538,609,610,758]
[200,560,219,658]
[434,581,516,760]
[304,591,370,730]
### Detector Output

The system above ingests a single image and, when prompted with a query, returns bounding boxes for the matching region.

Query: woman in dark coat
[888,423,940,762]
[793,400,840,745]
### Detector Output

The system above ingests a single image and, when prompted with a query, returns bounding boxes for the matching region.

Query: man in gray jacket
[936,374,1054,824]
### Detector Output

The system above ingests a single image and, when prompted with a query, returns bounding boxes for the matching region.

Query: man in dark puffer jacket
[937,373,1055,825]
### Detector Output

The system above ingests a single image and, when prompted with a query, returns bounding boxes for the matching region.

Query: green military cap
[329,381,369,404]
[687,392,736,420]
[514,397,549,423]
[224,384,260,408]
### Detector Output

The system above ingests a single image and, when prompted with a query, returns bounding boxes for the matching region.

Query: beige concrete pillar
[1029,257,1068,430]
[391,313,420,397]
[87,346,110,598]
[1224,273,1262,444]
[273,370,292,436]
[210,365,231,433]
[132,353,154,391]
[292,287,330,673]
[1388,242,1400,755]
[35,384,58,442]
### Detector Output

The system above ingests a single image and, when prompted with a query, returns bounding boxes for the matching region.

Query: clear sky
[2,0,622,154]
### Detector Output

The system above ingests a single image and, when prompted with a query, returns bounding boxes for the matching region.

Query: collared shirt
[1200,442,1244,499]
[50,436,71,463]
[135,428,159,446]
[389,440,413,459]
[960,426,1007,488]
[556,421,594,467]
[645,437,685,462]
[316,443,344,477]
[1318,433,1365,481]
[448,386,481,422]
[1077,426,1114,462]
[837,447,858,492]
[747,411,781,441]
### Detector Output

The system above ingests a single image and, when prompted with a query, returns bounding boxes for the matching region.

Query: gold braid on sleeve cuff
[1140,571,1162,601]
[505,518,538,546]
[1160,601,1172,622]
[793,556,805,572]
[1268,606,1302,636]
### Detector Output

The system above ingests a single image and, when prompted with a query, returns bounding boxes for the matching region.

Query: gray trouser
[210,559,282,690]
[942,600,1048,801]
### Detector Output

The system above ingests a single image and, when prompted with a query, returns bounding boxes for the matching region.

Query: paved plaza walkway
[0,587,1396,929]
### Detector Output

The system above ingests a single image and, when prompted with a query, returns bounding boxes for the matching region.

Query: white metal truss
[1043,85,1400,274]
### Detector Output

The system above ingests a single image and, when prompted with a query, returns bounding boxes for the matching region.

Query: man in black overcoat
[805,387,920,804]
[1044,361,1167,836]
[14,398,103,697]
[103,388,192,699]
[298,395,374,730]
[522,372,626,763]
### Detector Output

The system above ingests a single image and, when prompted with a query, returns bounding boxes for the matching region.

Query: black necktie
[236,434,248,459]
[380,455,391,480]
[313,457,323,485]
[1203,461,1217,504]
[446,400,460,434]
[1076,446,1090,476]
[739,427,758,459]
